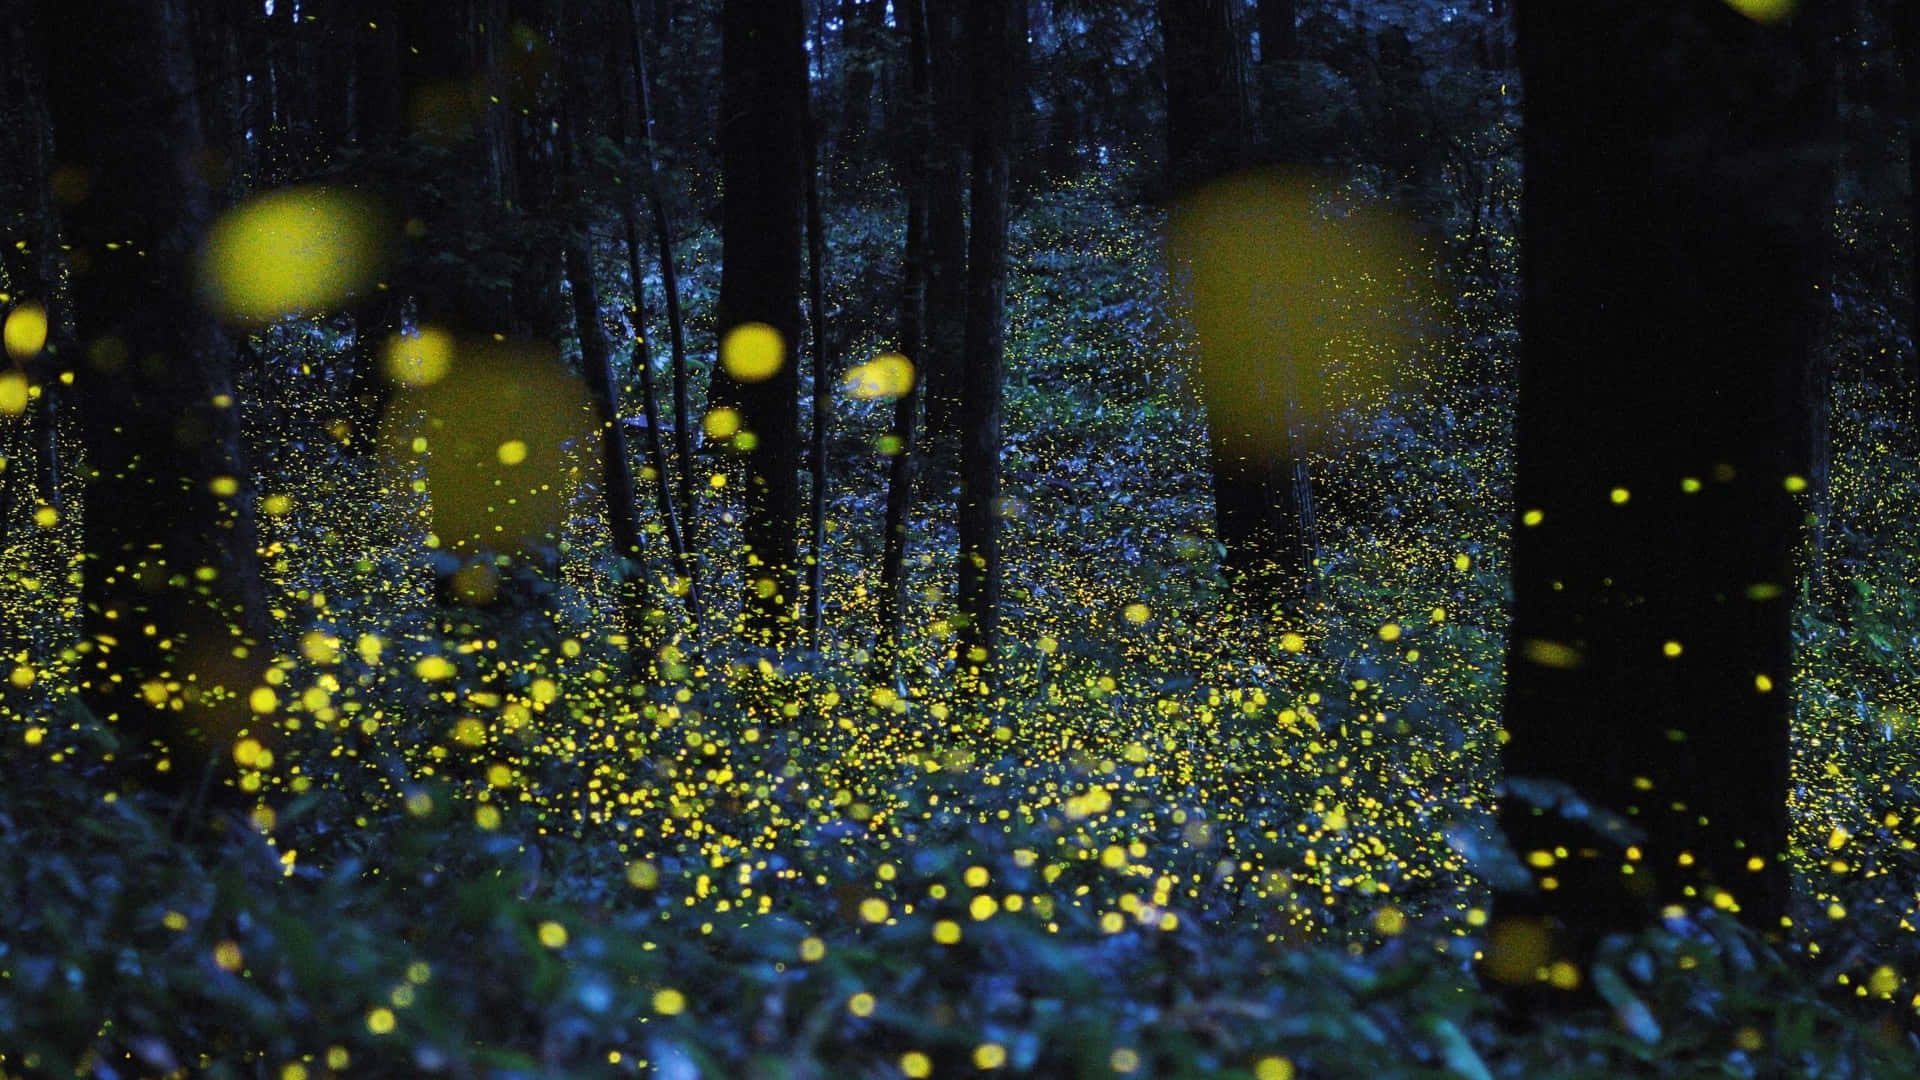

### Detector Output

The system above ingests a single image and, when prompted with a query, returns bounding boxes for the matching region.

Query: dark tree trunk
[1497,0,1832,971]
[920,0,970,456]
[560,34,653,647]
[805,17,834,647]
[956,0,1011,684]
[1898,0,1920,388]
[835,0,887,187]
[617,0,697,618]
[1258,0,1297,63]
[882,0,933,657]
[625,1,700,607]
[1161,0,1310,612]
[718,0,808,644]
[40,0,269,794]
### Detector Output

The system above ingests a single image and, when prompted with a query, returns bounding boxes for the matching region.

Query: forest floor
[2,178,1919,1078]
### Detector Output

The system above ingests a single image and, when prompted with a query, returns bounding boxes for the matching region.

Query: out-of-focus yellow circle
[384,326,455,387]
[721,322,784,382]
[200,186,388,324]
[4,304,48,362]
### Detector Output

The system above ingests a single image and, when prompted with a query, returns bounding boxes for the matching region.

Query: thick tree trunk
[882,0,933,657]
[956,0,1011,684]
[40,0,269,794]
[718,0,809,644]
[1257,0,1296,63]
[1498,0,1831,969]
[1899,0,1920,388]
[1161,0,1311,612]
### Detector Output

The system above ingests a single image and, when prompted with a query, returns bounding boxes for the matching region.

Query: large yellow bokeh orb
[720,322,785,383]
[200,186,388,325]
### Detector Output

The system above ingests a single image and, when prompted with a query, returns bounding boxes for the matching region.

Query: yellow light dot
[474,804,501,829]
[415,655,455,681]
[932,919,962,945]
[326,1047,349,1070]
[537,921,568,948]
[1681,476,1702,493]
[860,898,890,923]
[709,472,728,490]
[262,493,293,516]
[1868,966,1900,996]
[721,322,785,382]
[703,406,741,440]
[213,939,243,972]
[4,303,48,361]
[627,860,661,889]
[1609,487,1630,504]
[208,475,240,497]
[1123,603,1151,625]
[366,1007,396,1035]
[653,987,686,1015]
[1253,1057,1296,1080]
[900,1051,933,1078]
[1453,553,1472,571]
[1378,622,1401,642]
[1663,640,1682,658]
[1754,674,1774,693]
[1373,907,1406,935]
[964,865,990,887]
[0,372,29,415]
[1278,631,1306,653]
[799,936,826,961]
[1110,1048,1141,1073]
[9,664,35,689]
[969,894,999,921]
[973,1043,1007,1070]
[248,686,278,715]
[280,1064,309,1080]
[33,505,57,528]
[384,326,455,386]
[1784,474,1808,493]
[496,439,528,466]
[843,352,915,399]
[1522,509,1544,527]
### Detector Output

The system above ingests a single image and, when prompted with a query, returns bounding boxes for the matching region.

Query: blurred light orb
[843,352,915,400]
[383,326,455,387]
[200,186,387,325]
[1166,168,1430,454]
[3,303,48,362]
[383,340,595,556]
[1723,0,1796,22]
[721,322,785,382]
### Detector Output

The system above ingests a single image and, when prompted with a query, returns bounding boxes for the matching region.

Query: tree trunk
[40,0,269,795]
[1497,0,1832,971]
[1898,0,1920,388]
[882,0,933,657]
[805,18,834,647]
[956,0,1011,684]
[1258,0,1297,63]
[718,0,809,644]
[920,0,971,457]
[1161,0,1311,612]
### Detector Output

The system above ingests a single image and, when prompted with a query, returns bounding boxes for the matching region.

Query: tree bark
[882,0,933,658]
[1898,0,1920,388]
[1498,0,1832,969]
[920,0,971,457]
[40,0,269,795]
[805,18,834,647]
[718,0,809,644]
[1161,0,1312,612]
[956,0,1011,684]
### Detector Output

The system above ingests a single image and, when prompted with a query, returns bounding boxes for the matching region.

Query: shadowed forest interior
[5,0,1920,1076]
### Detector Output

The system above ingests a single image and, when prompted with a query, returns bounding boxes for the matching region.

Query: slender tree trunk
[560,55,653,646]
[718,0,808,644]
[629,1,700,604]
[40,0,269,796]
[1497,0,1832,971]
[920,0,971,456]
[956,0,1011,685]
[804,17,834,648]
[882,0,933,658]
[617,0,696,618]
[1258,0,1297,63]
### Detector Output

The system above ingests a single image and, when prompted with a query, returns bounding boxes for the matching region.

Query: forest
[3,0,1920,1075]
